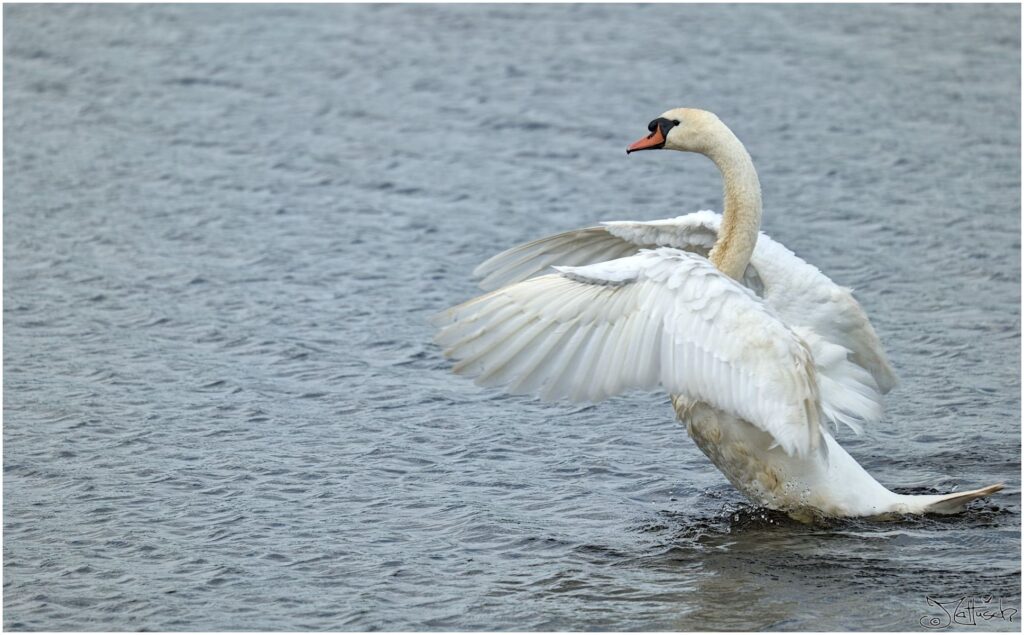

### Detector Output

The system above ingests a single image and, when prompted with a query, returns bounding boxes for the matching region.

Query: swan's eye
[671,119,680,125]
[647,120,658,133]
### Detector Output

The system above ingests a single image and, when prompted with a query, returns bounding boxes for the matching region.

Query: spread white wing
[435,248,825,456]
[473,211,897,396]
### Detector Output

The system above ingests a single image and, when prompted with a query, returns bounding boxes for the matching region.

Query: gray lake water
[4,4,1021,631]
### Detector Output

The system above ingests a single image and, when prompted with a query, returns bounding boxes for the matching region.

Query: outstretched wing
[435,248,823,456]
[472,211,897,396]
[474,212,725,291]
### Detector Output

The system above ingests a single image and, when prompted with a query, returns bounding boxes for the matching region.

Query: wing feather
[462,212,896,432]
[474,229,623,291]
[505,323,560,394]
[435,248,825,456]
[541,323,596,401]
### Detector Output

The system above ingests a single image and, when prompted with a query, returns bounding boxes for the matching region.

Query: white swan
[433,107,1003,520]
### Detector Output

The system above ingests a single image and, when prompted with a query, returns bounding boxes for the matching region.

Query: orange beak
[626,126,666,154]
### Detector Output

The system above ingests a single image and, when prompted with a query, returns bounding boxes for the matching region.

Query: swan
[432,107,1003,520]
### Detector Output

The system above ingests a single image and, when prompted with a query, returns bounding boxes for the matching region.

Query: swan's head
[626,108,726,156]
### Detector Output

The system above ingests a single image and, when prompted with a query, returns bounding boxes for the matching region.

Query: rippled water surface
[4,4,1021,631]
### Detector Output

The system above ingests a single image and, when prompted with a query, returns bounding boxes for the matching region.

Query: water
[3,4,1020,631]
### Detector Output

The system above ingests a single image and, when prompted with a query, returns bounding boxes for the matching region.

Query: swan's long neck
[705,130,762,281]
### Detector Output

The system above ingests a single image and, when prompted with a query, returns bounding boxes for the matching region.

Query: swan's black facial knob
[651,117,679,138]
[628,117,679,154]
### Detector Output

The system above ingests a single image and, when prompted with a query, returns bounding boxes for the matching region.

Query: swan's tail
[907,483,1004,515]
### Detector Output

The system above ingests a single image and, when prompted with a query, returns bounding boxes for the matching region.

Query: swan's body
[433,108,1002,520]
